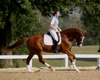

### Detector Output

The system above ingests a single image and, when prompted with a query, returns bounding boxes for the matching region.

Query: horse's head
[61,28,86,47]
[75,30,86,47]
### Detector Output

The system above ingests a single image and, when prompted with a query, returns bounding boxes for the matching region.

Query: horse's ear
[83,30,87,35]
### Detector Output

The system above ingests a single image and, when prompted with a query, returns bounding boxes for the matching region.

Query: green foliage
[80,0,100,44]
[10,1,39,54]
[0,0,38,55]
[11,11,38,40]
[30,0,79,17]
[0,0,100,54]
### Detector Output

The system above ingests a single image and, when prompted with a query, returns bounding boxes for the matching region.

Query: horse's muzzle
[79,43,82,47]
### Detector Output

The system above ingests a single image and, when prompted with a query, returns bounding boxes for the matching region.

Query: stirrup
[53,50,58,53]
[53,48,59,53]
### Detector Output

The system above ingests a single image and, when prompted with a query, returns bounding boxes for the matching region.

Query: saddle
[44,32,61,46]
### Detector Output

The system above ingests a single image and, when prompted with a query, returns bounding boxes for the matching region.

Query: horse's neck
[61,30,75,41]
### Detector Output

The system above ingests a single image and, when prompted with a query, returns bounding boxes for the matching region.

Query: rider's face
[55,12,60,17]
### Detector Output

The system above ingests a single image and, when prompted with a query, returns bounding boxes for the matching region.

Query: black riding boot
[52,40,58,53]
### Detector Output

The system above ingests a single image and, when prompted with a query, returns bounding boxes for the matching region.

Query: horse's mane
[62,28,82,33]
[66,28,80,31]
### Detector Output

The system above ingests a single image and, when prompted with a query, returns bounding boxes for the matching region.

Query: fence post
[64,56,68,67]
[97,57,100,66]
[29,59,32,68]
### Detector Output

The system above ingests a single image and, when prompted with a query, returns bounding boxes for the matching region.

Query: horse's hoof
[77,70,81,73]
[96,66,100,70]
[28,70,34,73]
[51,68,55,72]
[70,65,73,69]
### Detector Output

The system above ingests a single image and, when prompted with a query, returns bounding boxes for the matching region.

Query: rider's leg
[49,29,58,41]
[49,29,60,53]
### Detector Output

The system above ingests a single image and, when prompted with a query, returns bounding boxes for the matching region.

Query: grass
[71,45,99,54]
[14,45,100,68]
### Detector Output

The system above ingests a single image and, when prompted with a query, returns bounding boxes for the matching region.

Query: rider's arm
[50,24,56,30]
[50,17,56,30]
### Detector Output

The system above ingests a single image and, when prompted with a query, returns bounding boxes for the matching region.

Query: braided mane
[66,28,81,31]
[61,28,82,33]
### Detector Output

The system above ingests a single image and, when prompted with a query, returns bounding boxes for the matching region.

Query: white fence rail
[0,54,68,68]
[0,54,100,68]
[76,54,100,67]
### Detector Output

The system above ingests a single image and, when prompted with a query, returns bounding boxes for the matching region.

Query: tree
[0,0,37,67]
[79,0,100,44]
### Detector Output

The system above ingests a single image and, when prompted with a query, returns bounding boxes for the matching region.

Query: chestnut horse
[1,28,86,72]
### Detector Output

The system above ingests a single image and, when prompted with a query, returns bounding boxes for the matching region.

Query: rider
[48,10,61,53]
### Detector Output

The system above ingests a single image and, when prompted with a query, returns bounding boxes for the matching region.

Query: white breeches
[49,29,61,42]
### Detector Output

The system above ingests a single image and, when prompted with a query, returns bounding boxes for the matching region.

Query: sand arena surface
[0,67,100,80]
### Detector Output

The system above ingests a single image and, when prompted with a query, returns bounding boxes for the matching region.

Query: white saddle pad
[44,34,61,46]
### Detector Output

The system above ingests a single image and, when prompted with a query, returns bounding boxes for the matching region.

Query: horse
[1,28,86,72]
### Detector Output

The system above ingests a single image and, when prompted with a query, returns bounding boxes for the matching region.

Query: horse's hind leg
[26,52,34,72]
[37,52,54,71]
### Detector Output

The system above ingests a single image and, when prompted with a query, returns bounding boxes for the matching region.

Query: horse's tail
[1,38,28,53]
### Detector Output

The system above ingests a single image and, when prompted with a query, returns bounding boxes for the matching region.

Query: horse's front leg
[65,50,80,72]
[71,59,80,72]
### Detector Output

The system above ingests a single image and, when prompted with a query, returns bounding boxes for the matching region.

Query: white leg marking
[72,60,81,72]
[45,63,55,71]
[45,63,50,67]
[27,65,33,72]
